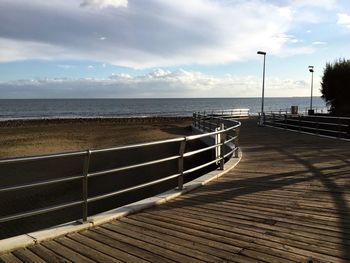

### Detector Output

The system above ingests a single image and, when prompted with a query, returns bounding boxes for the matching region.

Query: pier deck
[1,118,350,262]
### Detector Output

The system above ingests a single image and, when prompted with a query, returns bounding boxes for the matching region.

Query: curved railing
[0,113,241,237]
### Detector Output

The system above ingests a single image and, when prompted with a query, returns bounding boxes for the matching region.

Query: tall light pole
[308,65,314,114]
[257,51,266,125]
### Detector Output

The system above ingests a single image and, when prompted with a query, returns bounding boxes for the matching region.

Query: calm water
[0,97,327,120]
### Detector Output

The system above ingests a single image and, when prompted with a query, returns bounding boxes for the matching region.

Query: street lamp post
[308,65,314,115]
[257,51,266,125]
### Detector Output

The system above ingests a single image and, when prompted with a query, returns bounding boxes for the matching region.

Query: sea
[0,97,327,120]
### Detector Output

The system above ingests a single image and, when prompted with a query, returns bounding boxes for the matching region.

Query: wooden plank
[101,223,204,263]
[145,207,345,260]
[0,253,23,263]
[28,244,71,263]
[133,213,306,263]
[83,228,174,263]
[240,248,297,263]
[12,248,46,263]
[56,237,119,263]
[160,200,349,240]
[163,197,350,232]
[142,204,345,254]
[69,233,148,263]
[118,218,242,263]
[42,240,96,263]
[28,245,70,263]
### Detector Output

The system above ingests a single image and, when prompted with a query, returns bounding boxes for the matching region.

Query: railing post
[177,139,186,190]
[298,115,301,132]
[193,112,196,128]
[82,149,91,222]
[198,112,201,128]
[284,114,287,129]
[219,123,226,170]
[234,129,239,158]
[263,112,266,125]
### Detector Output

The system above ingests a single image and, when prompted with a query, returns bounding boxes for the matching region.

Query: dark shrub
[321,58,350,116]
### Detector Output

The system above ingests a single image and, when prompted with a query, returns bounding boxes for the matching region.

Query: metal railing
[0,113,241,227]
[261,112,350,140]
[204,108,249,119]
[267,106,329,115]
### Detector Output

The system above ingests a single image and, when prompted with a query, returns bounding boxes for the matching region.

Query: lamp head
[308,65,314,73]
[257,51,266,55]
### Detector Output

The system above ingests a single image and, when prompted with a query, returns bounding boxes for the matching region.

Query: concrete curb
[0,150,242,254]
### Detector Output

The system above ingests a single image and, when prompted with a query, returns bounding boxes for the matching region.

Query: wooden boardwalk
[1,118,350,263]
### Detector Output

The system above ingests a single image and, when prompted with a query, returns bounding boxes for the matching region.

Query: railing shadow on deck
[153,125,350,261]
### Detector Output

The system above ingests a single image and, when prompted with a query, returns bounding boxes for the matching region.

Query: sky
[0,0,350,98]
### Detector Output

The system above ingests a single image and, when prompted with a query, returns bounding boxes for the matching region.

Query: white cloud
[0,69,318,98]
[0,38,66,62]
[337,13,350,27]
[291,0,337,10]
[289,0,338,24]
[0,0,315,68]
[312,41,327,45]
[87,65,94,69]
[80,0,127,8]
[57,64,75,69]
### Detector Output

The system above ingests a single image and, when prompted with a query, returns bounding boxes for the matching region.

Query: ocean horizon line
[0,96,322,100]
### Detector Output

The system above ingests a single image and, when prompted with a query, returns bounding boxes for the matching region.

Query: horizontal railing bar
[88,155,180,178]
[187,130,223,141]
[316,128,347,134]
[0,175,82,193]
[91,137,185,154]
[184,144,219,158]
[270,121,348,134]
[0,151,86,165]
[88,173,181,203]
[183,157,221,175]
[225,135,238,144]
[282,118,348,126]
[272,122,300,129]
[187,124,240,141]
[224,148,237,159]
[278,114,350,121]
[210,108,250,112]
[264,123,350,142]
[0,200,83,223]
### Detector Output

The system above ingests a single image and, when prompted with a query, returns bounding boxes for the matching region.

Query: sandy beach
[0,117,192,158]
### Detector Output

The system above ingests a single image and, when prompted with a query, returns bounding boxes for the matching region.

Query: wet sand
[0,117,193,158]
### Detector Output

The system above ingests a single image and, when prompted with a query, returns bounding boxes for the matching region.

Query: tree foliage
[321,58,350,116]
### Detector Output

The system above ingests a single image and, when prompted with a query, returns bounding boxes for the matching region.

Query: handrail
[0,110,242,230]
[88,155,181,178]
[0,150,86,164]
[91,137,185,154]
[0,175,82,193]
